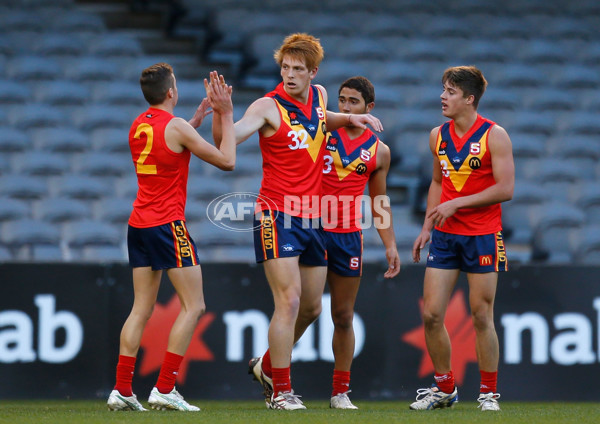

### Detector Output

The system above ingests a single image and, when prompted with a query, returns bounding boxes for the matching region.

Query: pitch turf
[1,400,599,424]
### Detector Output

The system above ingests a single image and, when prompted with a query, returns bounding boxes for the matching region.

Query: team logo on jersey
[326,137,338,152]
[355,163,367,175]
[360,148,372,162]
[470,142,481,155]
[288,111,300,126]
[469,157,482,169]
[439,140,448,155]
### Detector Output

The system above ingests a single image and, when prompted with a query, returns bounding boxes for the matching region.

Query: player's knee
[422,310,444,330]
[331,308,354,329]
[471,308,493,331]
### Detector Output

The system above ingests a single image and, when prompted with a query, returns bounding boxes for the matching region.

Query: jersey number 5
[134,123,157,174]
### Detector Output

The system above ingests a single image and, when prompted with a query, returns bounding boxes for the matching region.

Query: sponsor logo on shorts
[282,243,294,252]
[479,255,492,266]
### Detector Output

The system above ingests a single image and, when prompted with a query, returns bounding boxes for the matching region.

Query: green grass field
[1,400,599,424]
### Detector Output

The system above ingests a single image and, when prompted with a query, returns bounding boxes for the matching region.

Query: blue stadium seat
[8,103,67,129]
[31,127,89,152]
[93,197,132,224]
[563,112,600,135]
[554,66,600,89]
[0,174,48,199]
[0,79,32,104]
[504,111,556,136]
[73,152,132,177]
[13,151,71,176]
[73,104,135,131]
[531,203,586,263]
[32,33,86,57]
[188,176,235,201]
[89,35,142,57]
[479,89,520,112]
[573,225,600,264]
[92,81,145,107]
[525,89,577,111]
[517,40,568,64]
[54,174,113,199]
[2,219,61,246]
[576,183,600,223]
[49,9,106,33]
[35,197,91,223]
[66,56,120,82]
[6,56,63,81]
[90,128,129,153]
[461,40,509,63]
[32,245,64,261]
[80,245,127,262]
[492,64,542,88]
[0,127,28,152]
[370,61,427,87]
[0,9,46,32]
[0,198,31,222]
[34,80,90,105]
[62,220,123,247]
[0,245,12,261]
[510,133,545,159]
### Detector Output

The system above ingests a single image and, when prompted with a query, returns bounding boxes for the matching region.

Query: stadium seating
[0,0,599,264]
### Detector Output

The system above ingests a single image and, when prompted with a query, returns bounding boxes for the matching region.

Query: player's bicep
[235,98,277,143]
[489,126,515,185]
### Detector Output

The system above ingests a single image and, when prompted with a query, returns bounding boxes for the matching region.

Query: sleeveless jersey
[128,107,190,228]
[322,127,379,232]
[435,114,502,235]
[258,82,327,218]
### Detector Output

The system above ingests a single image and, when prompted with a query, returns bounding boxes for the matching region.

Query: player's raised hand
[205,71,233,115]
[349,113,384,132]
[188,97,212,129]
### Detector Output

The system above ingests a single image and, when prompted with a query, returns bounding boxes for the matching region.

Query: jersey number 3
[134,123,157,174]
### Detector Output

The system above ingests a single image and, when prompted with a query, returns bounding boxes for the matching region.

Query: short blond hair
[274,33,324,71]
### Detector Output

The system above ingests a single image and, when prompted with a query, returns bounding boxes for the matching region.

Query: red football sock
[155,351,183,394]
[480,370,498,393]
[114,354,136,397]
[262,349,272,378]
[434,370,455,394]
[271,367,291,396]
[332,369,351,396]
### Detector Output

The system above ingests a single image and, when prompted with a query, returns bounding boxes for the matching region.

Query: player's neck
[150,103,174,114]
[283,86,310,104]
[344,126,365,139]
[452,111,478,137]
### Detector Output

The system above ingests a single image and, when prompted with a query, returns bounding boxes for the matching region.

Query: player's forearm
[216,112,235,170]
[422,181,442,231]
[212,111,223,148]
[325,111,351,132]
[453,182,514,210]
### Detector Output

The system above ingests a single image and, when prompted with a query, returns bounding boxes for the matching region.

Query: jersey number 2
[134,123,157,174]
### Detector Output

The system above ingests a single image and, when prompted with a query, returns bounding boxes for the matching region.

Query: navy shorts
[426,229,508,273]
[253,210,327,266]
[128,220,200,270]
[322,230,363,277]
